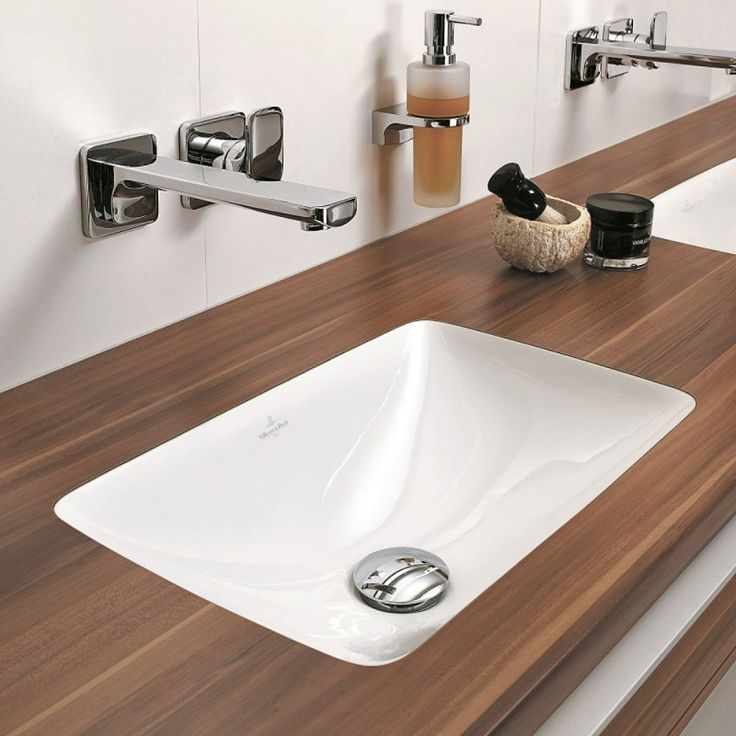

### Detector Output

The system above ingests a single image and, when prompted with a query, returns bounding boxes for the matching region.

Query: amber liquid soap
[407,57,471,208]
[408,95,469,207]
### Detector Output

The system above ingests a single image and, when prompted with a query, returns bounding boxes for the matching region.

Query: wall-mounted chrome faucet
[80,107,357,239]
[566,11,736,90]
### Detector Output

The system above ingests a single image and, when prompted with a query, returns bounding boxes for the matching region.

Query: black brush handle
[487,163,548,221]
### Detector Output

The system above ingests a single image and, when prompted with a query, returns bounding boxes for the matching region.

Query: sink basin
[653,158,736,253]
[55,321,694,665]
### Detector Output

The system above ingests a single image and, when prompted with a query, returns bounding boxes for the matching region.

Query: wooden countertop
[2,96,736,736]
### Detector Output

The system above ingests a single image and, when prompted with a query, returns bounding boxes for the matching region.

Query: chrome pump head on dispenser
[423,10,482,65]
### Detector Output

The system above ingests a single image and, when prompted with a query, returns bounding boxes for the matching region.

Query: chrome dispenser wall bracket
[371,103,469,146]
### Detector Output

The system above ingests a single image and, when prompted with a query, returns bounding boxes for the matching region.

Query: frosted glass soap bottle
[407,10,481,208]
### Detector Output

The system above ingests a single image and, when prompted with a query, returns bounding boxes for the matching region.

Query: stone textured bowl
[489,196,591,273]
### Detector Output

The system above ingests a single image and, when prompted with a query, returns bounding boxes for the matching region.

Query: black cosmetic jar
[583,193,654,270]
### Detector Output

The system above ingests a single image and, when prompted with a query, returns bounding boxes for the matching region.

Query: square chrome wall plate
[178,111,246,210]
[565,26,600,90]
[80,133,159,240]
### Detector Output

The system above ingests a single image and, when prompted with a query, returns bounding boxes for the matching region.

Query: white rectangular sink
[653,158,736,254]
[55,322,694,665]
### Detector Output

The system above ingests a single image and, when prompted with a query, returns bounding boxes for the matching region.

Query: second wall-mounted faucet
[80,107,357,239]
[566,11,736,90]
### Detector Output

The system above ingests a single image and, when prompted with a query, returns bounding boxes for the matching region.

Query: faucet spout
[80,129,358,239]
[593,41,736,74]
[91,147,357,230]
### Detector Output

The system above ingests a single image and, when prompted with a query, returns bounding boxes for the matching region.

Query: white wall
[0,1,206,392]
[1,0,734,391]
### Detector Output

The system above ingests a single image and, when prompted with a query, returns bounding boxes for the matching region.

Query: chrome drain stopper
[352,547,449,613]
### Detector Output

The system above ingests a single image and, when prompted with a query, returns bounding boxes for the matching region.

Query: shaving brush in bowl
[488,163,569,225]
[487,163,590,273]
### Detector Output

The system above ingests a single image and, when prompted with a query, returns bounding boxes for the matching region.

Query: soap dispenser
[408,9,481,207]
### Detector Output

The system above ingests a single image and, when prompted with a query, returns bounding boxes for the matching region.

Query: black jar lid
[586,193,654,228]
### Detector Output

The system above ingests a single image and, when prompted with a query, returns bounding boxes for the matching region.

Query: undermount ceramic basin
[653,158,735,253]
[55,321,694,665]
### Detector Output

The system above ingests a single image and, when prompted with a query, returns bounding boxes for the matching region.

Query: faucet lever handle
[649,11,668,50]
[246,106,284,182]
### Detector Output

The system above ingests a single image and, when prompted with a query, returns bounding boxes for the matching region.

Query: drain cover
[352,547,449,613]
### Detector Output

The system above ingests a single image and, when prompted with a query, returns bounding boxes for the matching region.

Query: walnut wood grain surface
[1,96,736,736]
